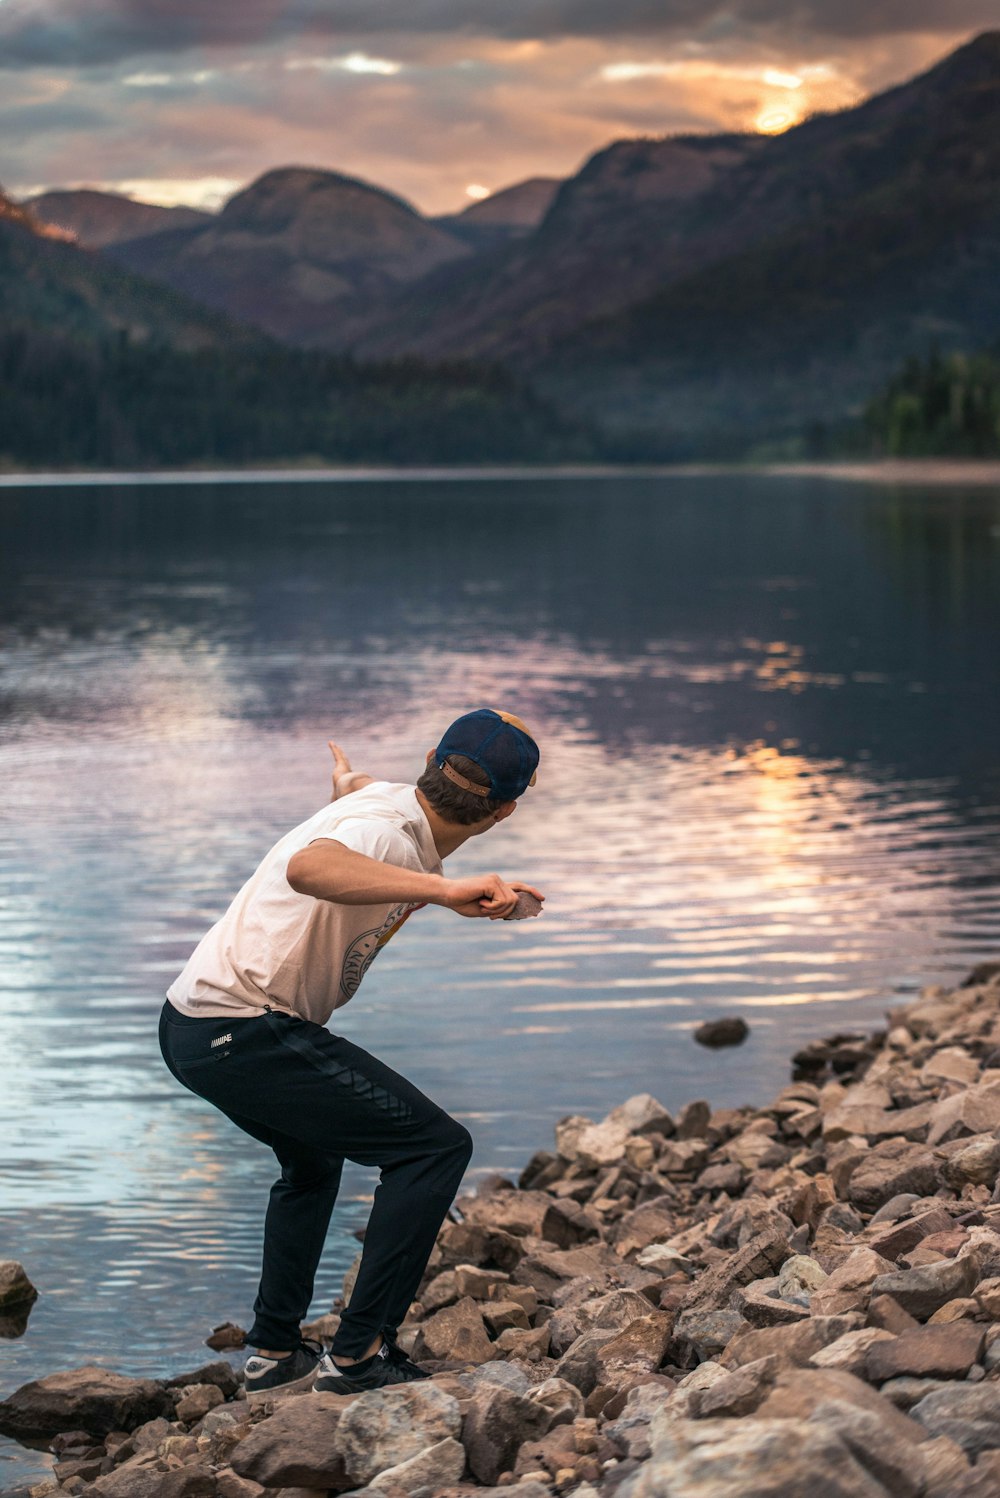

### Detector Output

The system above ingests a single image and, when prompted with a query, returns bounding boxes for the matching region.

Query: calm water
[2,472,1000,1487]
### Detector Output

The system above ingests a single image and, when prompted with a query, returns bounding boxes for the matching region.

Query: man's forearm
[287,841,447,906]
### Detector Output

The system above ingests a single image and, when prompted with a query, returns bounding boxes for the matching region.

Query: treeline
[0,328,593,469]
[863,347,1000,458]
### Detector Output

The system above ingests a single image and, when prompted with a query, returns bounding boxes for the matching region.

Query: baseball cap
[435,708,540,803]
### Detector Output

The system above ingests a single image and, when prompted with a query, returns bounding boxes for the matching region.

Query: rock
[215,1473,265,1498]
[606,1094,676,1139]
[926,1082,1000,1147]
[367,1436,466,1495]
[731,1278,811,1328]
[0,1367,172,1440]
[593,1313,673,1385]
[693,1017,749,1048]
[686,1359,780,1419]
[673,1308,747,1360]
[459,1191,594,1249]
[0,1261,38,1310]
[205,1322,246,1351]
[973,1276,1000,1316]
[612,1203,677,1258]
[940,1451,1000,1497]
[910,1383,1000,1458]
[682,1228,790,1313]
[527,1377,585,1432]
[808,1249,895,1317]
[927,1296,979,1323]
[555,1329,621,1395]
[166,1362,240,1398]
[867,1294,920,1334]
[805,1398,927,1498]
[809,1328,896,1377]
[87,1465,217,1498]
[776,1255,828,1301]
[847,1140,940,1213]
[454,1265,511,1300]
[916,1435,970,1497]
[866,1322,985,1383]
[870,1255,979,1319]
[625,1416,888,1497]
[413,1297,495,1363]
[337,1382,462,1488]
[675,1101,712,1140]
[461,1383,550,1484]
[230,1394,351,1487]
[513,1242,658,1301]
[939,1136,1000,1189]
[173,1383,224,1423]
[494,1326,551,1360]
[720,1314,865,1370]
[483,1300,531,1335]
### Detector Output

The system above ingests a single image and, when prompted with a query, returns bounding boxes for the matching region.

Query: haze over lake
[2,470,999,1485]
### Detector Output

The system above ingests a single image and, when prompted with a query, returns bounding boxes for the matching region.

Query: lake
[2,469,999,1488]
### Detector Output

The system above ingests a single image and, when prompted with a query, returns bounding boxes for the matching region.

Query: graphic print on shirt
[338,901,426,1000]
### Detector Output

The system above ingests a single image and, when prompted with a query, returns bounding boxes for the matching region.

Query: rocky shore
[4,963,1000,1498]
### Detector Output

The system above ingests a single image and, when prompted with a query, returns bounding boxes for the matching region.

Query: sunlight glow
[286,52,402,76]
[465,183,491,200]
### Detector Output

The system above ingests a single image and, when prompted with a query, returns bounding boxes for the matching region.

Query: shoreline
[0,458,1000,489]
[3,961,1000,1497]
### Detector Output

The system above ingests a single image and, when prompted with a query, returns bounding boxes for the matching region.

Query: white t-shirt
[166,782,442,1025]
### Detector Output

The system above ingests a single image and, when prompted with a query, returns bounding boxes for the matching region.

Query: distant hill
[434,178,561,249]
[0,186,259,350]
[348,31,1000,453]
[21,189,212,248]
[105,166,471,345]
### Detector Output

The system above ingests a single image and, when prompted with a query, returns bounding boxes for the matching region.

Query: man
[159,708,542,1400]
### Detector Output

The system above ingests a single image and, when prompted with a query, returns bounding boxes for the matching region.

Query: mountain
[434,177,561,249]
[0,186,259,349]
[21,189,213,248]
[347,31,1000,451]
[105,166,471,345]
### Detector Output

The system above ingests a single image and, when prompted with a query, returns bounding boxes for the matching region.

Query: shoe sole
[246,1367,318,1408]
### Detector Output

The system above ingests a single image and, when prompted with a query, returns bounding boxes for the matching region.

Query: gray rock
[693,1017,749,1048]
[366,1435,466,1496]
[526,1376,585,1431]
[622,1416,890,1497]
[461,1382,550,1484]
[461,1360,532,1396]
[337,1382,462,1487]
[871,1256,979,1320]
[673,1308,747,1360]
[807,1398,927,1498]
[910,1383,1000,1458]
[847,1140,939,1213]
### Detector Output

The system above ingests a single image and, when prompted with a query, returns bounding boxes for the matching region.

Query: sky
[0,2,994,216]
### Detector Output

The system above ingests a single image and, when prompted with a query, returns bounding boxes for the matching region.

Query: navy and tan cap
[435,708,540,802]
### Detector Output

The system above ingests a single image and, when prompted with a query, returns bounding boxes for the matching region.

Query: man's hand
[329,741,375,802]
[439,875,545,920]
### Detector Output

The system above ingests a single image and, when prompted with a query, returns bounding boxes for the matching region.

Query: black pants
[159,1001,473,1357]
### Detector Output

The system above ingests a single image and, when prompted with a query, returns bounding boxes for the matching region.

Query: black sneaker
[384,1337,431,1380]
[244,1339,323,1406]
[313,1340,409,1393]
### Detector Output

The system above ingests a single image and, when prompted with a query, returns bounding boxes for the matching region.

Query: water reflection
[1,473,999,1486]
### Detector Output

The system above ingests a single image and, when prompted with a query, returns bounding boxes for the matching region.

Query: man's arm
[329,741,375,802]
[286,839,543,920]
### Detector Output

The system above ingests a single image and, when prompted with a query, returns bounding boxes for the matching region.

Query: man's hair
[416,754,506,826]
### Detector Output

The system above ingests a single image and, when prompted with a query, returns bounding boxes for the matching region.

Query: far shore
[1,459,1000,489]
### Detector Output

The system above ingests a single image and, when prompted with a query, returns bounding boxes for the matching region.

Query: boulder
[926,1082,1000,1146]
[0,1367,172,1440]
[938,1136,1000,1189]
[230,1394,351,1487]
[458,1191,593,1248]
[681,1228,790,1313]
[173,1383,224,1423]
[166,1362,240,1398]
[337,1382,462,1488]
[527,1376,586,1432]
[461,1382,550,1484]
[673,1308,748,1360]
[612,1202,677,1258]
[624,1416,889,1497]
[513,1242,658,1301]
[939,1451,1000,1497]
[865,1322,986,1382]
[593,1313,673,1385]
[870,1256,979,1319]
[806,1398,927,1498]
[86,1465,217,1498]
[910,1383,1000,1458]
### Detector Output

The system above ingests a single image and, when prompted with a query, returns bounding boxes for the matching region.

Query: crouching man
[160,709,542,1399]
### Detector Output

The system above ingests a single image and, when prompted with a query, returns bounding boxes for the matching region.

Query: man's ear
[493,801,517,824]
[426,749,435,767]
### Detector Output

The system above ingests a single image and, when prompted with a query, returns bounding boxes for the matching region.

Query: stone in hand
[504,892,543,921]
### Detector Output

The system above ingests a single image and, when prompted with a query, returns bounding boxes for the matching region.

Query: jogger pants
[159,1000,472,1357]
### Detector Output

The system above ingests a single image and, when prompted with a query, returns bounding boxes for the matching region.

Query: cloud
[1,0,996,69]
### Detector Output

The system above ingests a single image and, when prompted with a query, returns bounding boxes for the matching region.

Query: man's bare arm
[286,839,543,920]
[329,741,376,802]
